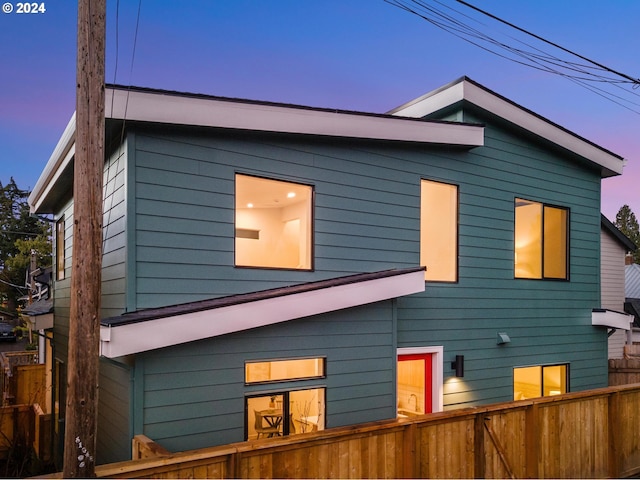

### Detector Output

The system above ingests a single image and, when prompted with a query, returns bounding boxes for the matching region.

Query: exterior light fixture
[451,355,464,377]
[497,332,511,345]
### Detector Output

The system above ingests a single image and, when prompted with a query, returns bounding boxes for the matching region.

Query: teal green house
[29,77,627,464]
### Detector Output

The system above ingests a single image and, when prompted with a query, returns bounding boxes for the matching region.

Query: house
[0,309,16,325]
[626,263,640,342]
[28,77,628,464]
[599,215,636,358]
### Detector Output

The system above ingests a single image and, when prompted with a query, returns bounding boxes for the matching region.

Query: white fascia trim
[28,113,76,213]
[100,269,425,358]
[397,346,444,413]
[105,88,484,147]
[391,80,624,176]
[592,309,634,330]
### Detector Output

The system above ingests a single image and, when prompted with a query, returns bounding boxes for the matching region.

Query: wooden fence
[609,358,640,386]
[67,383,640,479]
[0,405,33,460]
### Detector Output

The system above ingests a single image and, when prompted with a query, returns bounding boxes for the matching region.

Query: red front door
[397,353,433,414]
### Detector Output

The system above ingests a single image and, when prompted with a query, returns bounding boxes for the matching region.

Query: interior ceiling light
[287,192,296,198]
[247,203,253,208]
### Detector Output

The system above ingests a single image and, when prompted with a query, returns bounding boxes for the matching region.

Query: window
[235,174,313,269]
[514,199,568,279]
[245,358,325,439]
[421,180,458,282]
[246,388,325,440]
[245,358,325,384]
[513,364,568,400]
[56,218,65,280]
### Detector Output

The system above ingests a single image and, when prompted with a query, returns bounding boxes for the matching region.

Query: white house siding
[601,228,628,358]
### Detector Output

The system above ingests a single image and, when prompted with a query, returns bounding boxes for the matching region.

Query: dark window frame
[56,217,65,281]
[234,172,315,271]
[514,198,570,280]
[420,178,460,284]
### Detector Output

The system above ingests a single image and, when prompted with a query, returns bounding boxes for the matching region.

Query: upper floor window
[235,174,313,270]
[56,217,65,280]
[421,180,458,282]
[514,199,568,279]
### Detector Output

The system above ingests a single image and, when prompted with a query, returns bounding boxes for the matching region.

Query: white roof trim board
[389,77,625,177]
[592,309,634,331]
[99,268,426,358]
[105,87,485,146]
[29,85,485,213]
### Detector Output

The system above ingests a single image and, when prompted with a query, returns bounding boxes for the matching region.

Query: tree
[0,178,52,312]
[615,204,640,264]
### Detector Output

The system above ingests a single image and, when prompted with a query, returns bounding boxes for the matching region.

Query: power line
[386,0,640,114]
[455,0,640,87]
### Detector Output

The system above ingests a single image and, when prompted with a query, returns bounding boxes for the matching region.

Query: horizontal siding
[54,147,128,360]
[130,115,605,412]
[601,228,629,359]
[398,115,605,408]
[601,229,626,310]
[97,358,131,464]
[138,301,396,451]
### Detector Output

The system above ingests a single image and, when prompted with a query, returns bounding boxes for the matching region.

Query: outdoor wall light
[497,332,511,345]
[451,355,464,377]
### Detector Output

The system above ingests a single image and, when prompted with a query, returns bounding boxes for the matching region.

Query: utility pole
[63,0,105,477]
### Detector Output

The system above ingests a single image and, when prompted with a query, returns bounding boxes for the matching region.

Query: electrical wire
[386,0,640,114]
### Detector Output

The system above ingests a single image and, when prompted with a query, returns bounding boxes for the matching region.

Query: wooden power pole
[64,0,105,477]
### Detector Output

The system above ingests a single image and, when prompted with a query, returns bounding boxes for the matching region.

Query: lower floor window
[513,364,568,400]
[246,388,325,440]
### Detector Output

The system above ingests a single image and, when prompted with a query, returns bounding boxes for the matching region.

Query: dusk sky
[1,0,638,222]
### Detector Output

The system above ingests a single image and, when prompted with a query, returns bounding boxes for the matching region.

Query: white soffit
[28,113,76,213]
[390,78,624,177]
[592,309,634,331]
[100,269,426,358]
[105,88,484,147]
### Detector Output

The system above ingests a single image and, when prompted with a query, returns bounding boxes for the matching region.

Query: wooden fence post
[525,403,539,479]
[402,422,418,478]
[608,391,621,478]
[474,413,485,479]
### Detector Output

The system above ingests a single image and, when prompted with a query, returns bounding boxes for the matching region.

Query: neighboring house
[29,77,628,464]
[599,215,636,357]
[626,263,640,342]
[0,309,17,325]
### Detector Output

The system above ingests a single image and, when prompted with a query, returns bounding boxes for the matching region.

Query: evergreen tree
[615,204,640,264]
[0,178,52,312]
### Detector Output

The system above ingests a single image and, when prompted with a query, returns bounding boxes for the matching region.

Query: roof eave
[29,87,485,212]
[104,86,484,147]
[28,113,76,214]
[389,77,625,178]
[99,268,426,358]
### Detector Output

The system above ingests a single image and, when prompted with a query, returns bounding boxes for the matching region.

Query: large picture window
[513,364,568,400]
[421,180,458,282]
[514,199,568,279]
[235,174,313,270]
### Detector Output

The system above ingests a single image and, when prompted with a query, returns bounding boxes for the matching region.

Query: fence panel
[81,384,640,479]
[537,395,609,479]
